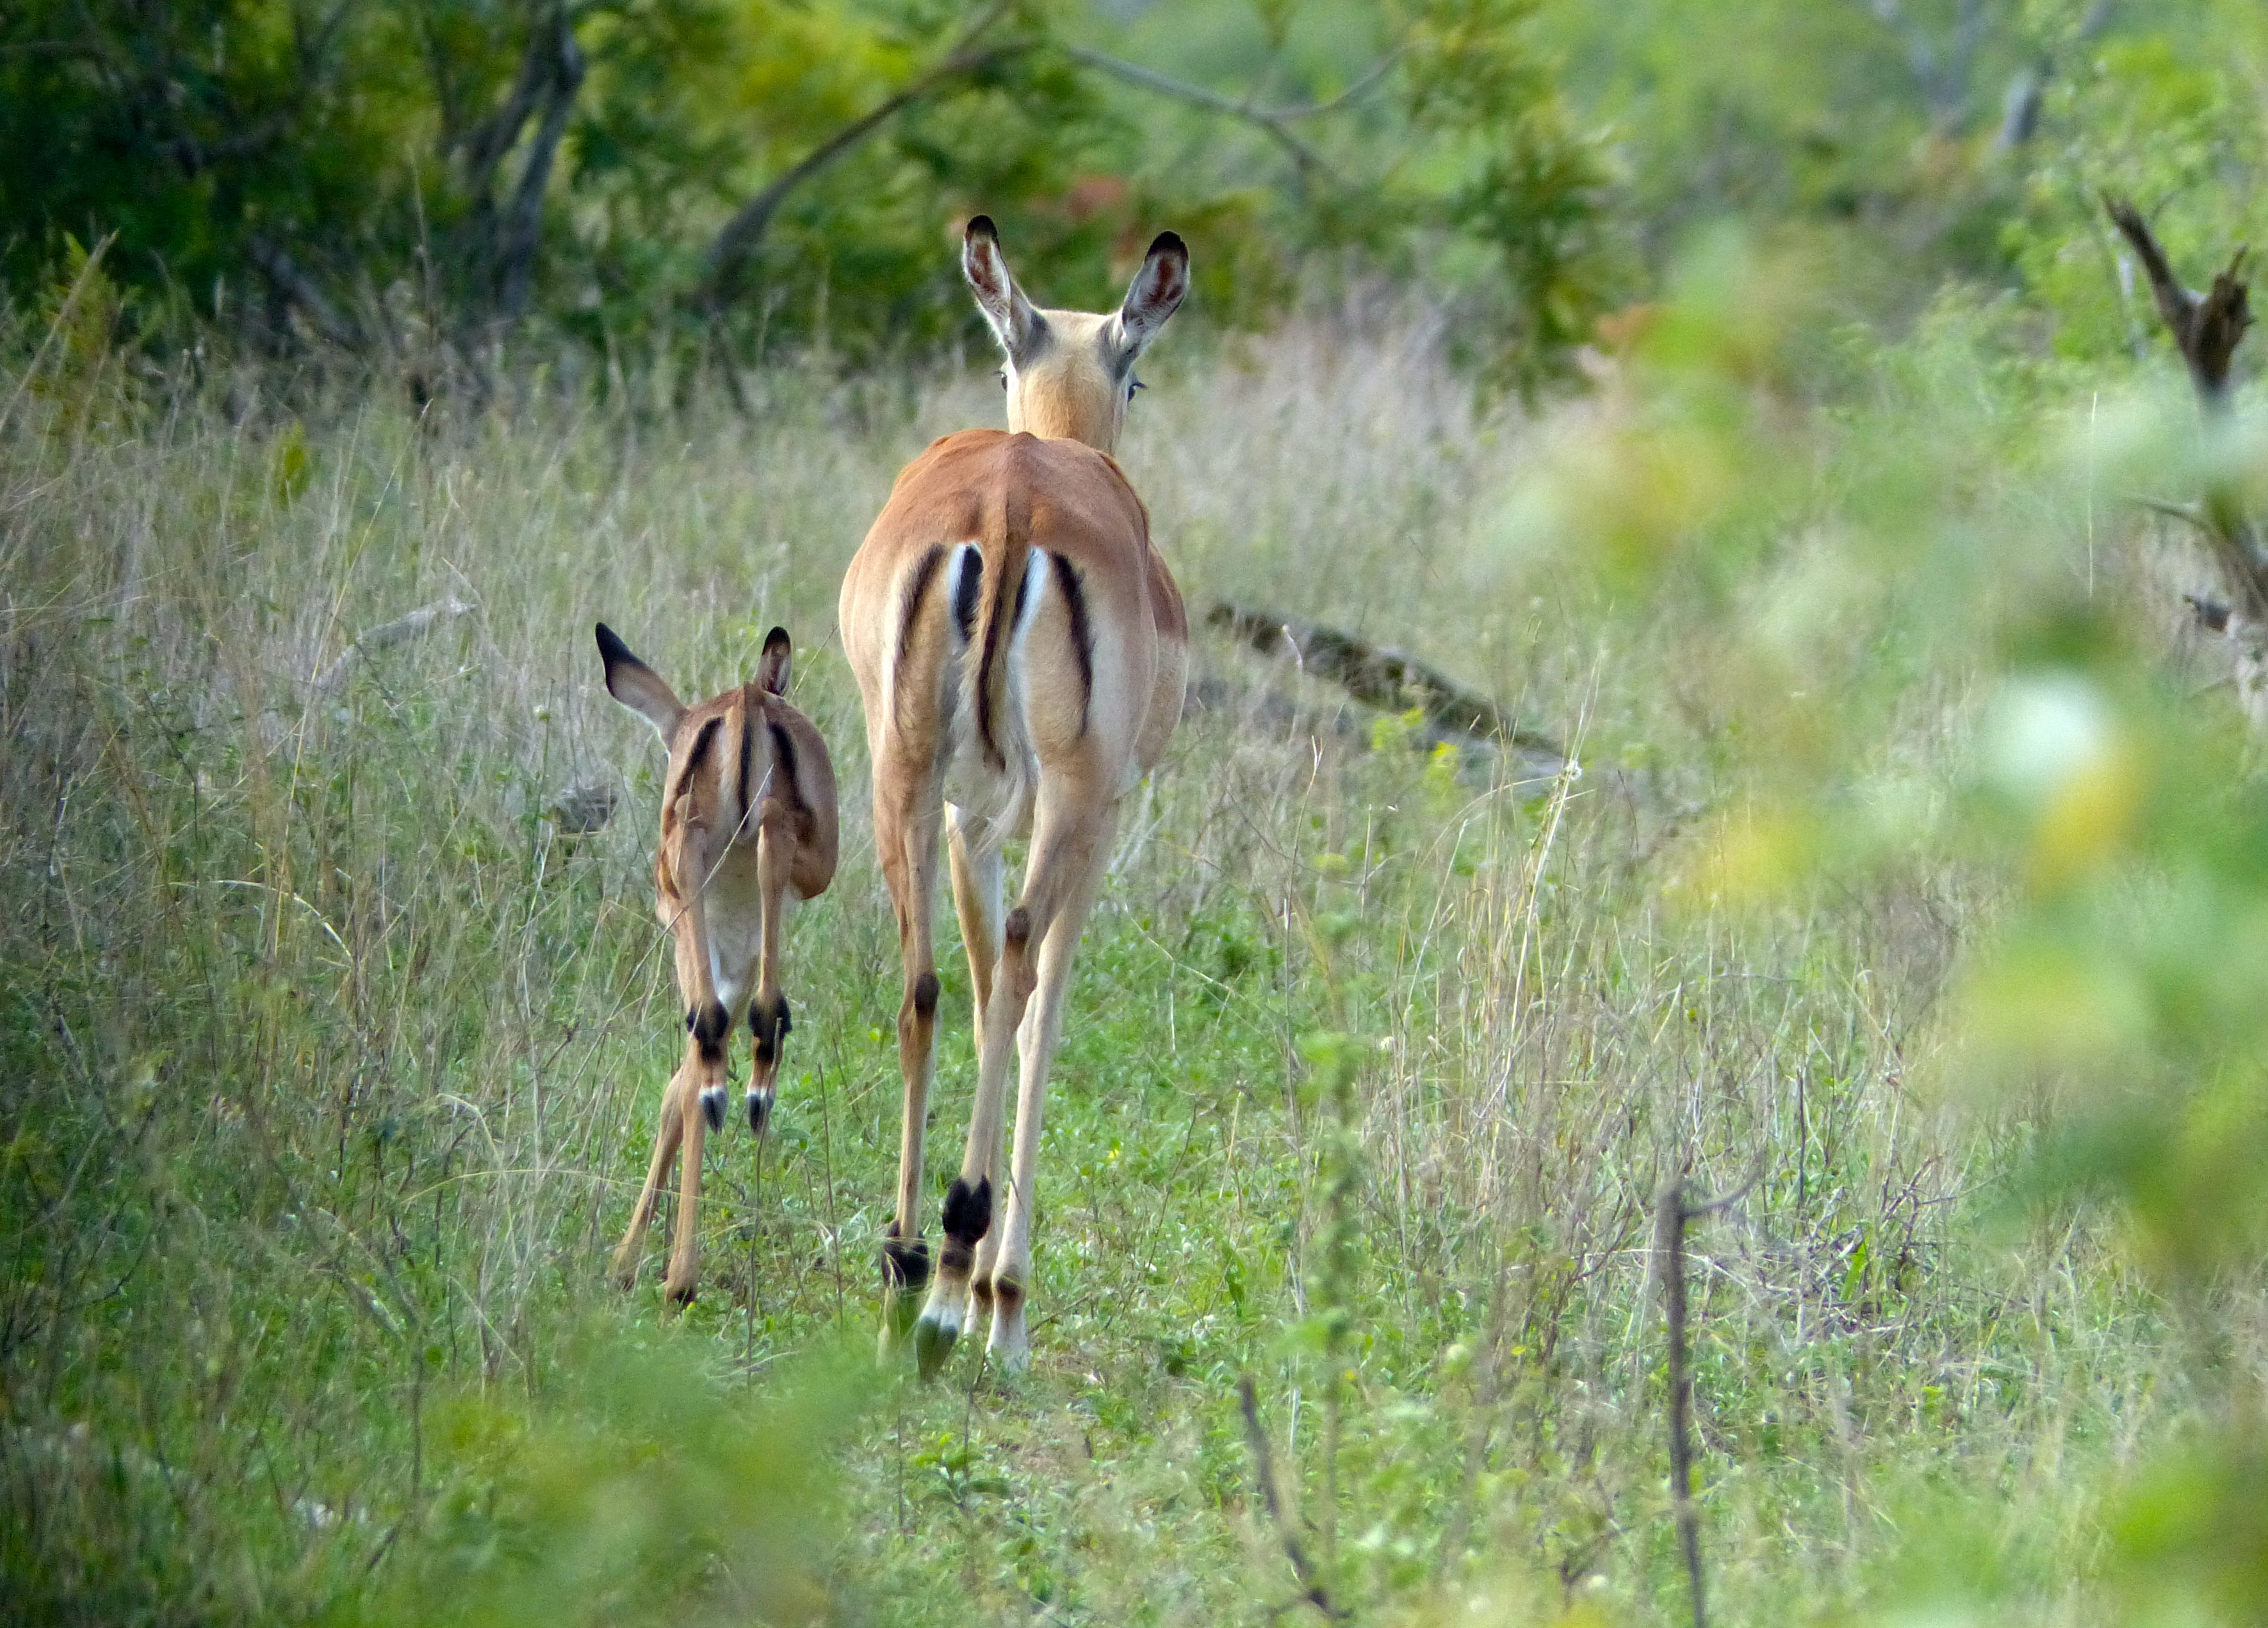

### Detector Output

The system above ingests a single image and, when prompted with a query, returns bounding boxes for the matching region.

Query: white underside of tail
[942,545,1048,843]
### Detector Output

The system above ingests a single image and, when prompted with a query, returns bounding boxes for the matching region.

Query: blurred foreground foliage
[352,1330,862,1628]
[1514,215,2268,1620]
[14,2,2268,1625]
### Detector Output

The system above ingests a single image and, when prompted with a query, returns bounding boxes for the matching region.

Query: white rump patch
[1012,547,1050,656]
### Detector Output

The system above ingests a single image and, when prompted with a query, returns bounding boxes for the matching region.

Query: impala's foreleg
[986,803,1114,1370]
[916,787,1107,1379]
[876,766,947,1353]
[612,1058,692,1290]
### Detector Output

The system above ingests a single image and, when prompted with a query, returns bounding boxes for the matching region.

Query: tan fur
[839,218,1189,1372]
[598,626,838,1307]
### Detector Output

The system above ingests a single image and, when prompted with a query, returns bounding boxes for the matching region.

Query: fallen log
[1205,600,1565,758]
[308,596,477,695]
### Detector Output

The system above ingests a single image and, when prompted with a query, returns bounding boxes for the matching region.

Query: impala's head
[962,215,1188,455]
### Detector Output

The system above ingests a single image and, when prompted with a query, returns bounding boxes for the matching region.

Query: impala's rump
[848,427,1178,839]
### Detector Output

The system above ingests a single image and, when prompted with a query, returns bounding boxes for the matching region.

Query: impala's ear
[595,622,685,741]
[1109,231,1188,365]
[963,215,1044,361]
[756,625,792,697]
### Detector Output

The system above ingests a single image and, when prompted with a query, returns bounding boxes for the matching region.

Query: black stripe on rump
[1054,552,1093,739]
[669,715,723,805]
[768,721,800,812]
[892,543,947,727]
[736,700,756,829]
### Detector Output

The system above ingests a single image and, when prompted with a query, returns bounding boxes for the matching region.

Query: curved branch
[498,4,585,320]
[1063,45,1350,180]
[699,0,1022,309]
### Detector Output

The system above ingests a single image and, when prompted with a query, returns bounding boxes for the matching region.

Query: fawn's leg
[612,1060,690,1290]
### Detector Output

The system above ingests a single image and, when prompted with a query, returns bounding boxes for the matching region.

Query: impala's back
[838,216,1190,1376]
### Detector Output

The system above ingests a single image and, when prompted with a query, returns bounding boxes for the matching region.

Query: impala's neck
[1003,308,1129,454]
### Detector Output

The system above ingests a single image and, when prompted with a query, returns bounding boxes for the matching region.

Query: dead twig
[309,598,477,695]
[1653,1157,1759,1628]
[2105,193,2251,409]
[1237,1374,1345,1621]
[2103,195,2267,620]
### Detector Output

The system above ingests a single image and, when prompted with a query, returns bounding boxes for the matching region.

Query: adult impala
[597,622,839,1306]
[841,216,1189,1374]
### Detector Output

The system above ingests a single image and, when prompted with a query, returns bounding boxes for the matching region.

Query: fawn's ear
[963,215,1045,363]
[596,622,685,741]
[756,625,792,697]
[1108,230,1188,365]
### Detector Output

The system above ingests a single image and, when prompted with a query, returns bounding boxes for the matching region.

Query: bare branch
[248,235,361,348]
[1237,1375,1346,1621]
[2105,197,2268,618]
[1654,1175,1708,1628]
[498,4,585,321]
[1064,47,1341,179]
[2105,193,2252,410]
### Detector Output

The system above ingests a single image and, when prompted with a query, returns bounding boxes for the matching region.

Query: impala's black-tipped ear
[963,214,1043,361]
[1111,230,1188,364]
[757,625,792,696]
[595,621,685,741]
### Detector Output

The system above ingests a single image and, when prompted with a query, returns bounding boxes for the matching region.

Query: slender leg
[746,820,795,1138]
[949,805,1005,1021]
[948,807,1008,1304]
[876,756,947,1354]
[662,1034,716,1306]
[612,1060,690,1290]
[987,802,1114,1369]
[915,783,1108,1379]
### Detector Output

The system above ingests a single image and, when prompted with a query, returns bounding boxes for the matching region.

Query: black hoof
[699,1086,726,1133]
[747,1089,773,1137]
[883,1230,933,1293]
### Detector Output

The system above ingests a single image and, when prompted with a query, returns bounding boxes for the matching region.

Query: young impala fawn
[840,216,1189,1374]
[597,621,838,1306]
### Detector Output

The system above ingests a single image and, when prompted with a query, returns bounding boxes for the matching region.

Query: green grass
[0,317,2187,1626]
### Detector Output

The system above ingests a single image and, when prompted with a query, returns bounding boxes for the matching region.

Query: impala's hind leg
[876,755,947,1356]
[612,1060,691,1290]
[949,807,1008,1300]
[986,800,1114,1370]
[746,822,797,1139]
[917,785,1109,1379]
